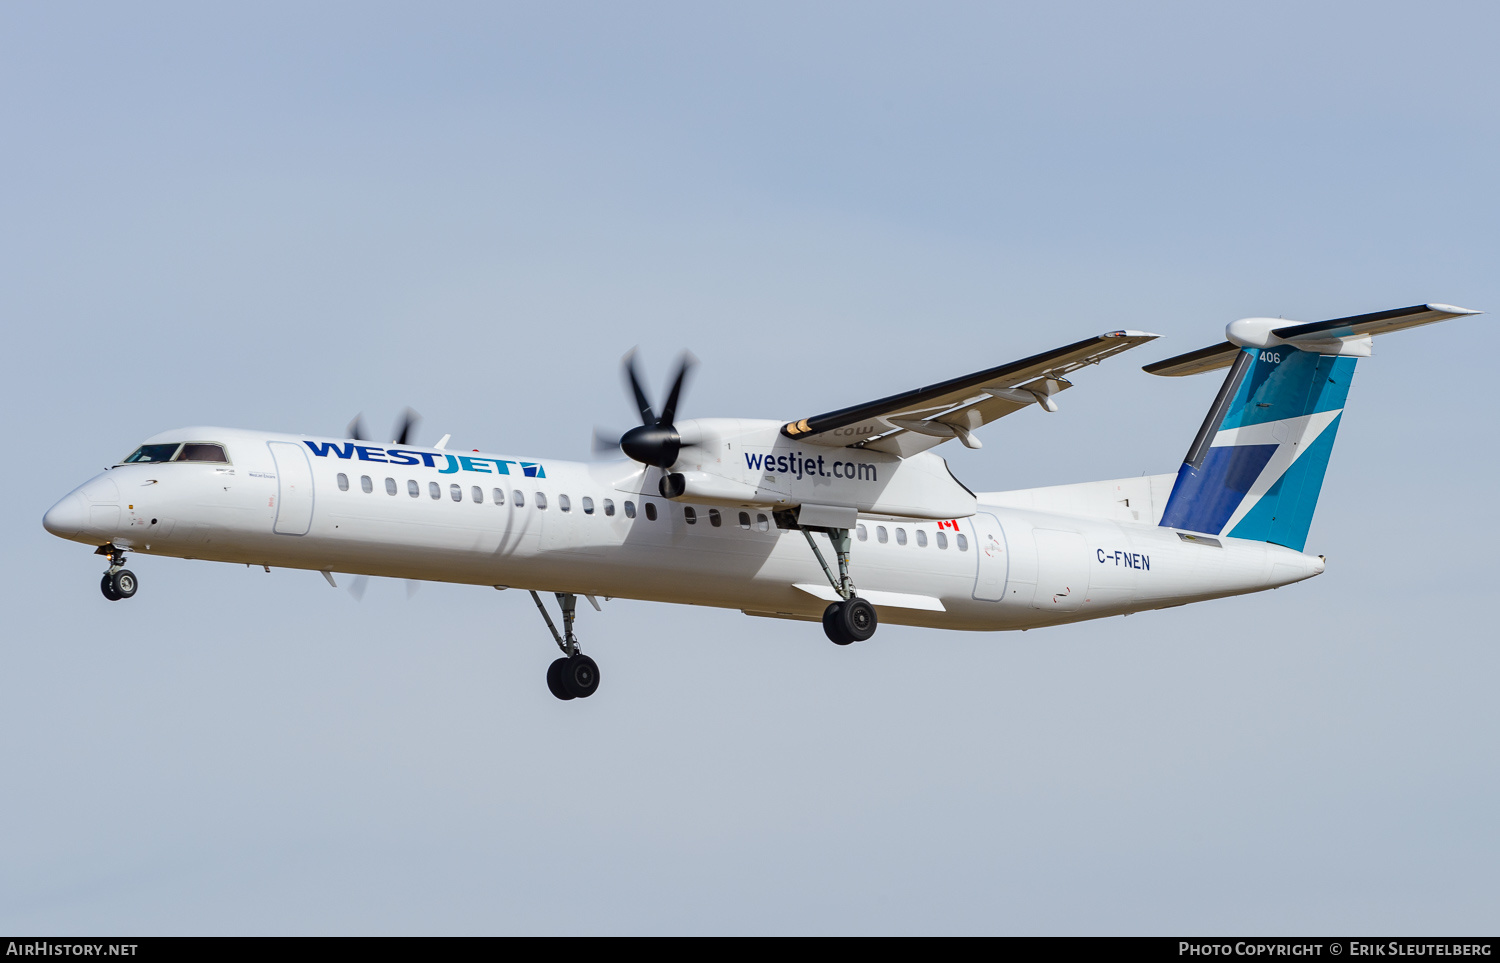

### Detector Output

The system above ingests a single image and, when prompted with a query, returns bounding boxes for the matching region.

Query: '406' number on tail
[1259,350,1282,363]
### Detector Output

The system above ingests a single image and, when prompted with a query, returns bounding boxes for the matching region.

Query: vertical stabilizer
[1157,346,1354,551]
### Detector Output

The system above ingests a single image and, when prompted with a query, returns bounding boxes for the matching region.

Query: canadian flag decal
[937,520,959,531]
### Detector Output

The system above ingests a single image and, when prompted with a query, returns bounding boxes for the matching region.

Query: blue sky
[2,2,1496,934]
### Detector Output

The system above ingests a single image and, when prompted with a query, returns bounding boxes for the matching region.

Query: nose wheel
[96,547,138,601]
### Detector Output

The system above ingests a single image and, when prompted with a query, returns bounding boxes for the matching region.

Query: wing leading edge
[780,330,1159,457]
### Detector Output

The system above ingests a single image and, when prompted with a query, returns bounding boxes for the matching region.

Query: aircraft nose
[43,493,88,537]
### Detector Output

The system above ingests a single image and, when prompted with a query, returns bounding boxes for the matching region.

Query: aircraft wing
[779,330,1159,457]
[1144,303,1481,377]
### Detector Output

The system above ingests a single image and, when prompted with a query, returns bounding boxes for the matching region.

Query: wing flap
[781,330,1158,451]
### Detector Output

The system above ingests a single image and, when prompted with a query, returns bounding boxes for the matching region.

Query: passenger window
[559,494,571,512]
[896,528,907,546]
[408,479,419,498]
[956,533,969,551]
[337,473,349,491]
[604,499,615,517]
[361,475,373,493]
[513,490,525,507]
[738,511,751,530]
[386,478,397,496]
[429,481,441,500]
[856,524,867,541]
[493,488,505,505]
[756,513,769,532]
[624,501,636,519]
[916,530,928,548]
[684,506,697,524]
[471,486,483,504]
[936,531,949,549]
[709,508,721,527]
[536,492,548,510]
[582,496,594,515]
[176,443,228,463]
[123,443,181,464]
[645,503,657,521]
[876,526,888,543]
[450,484,462,502]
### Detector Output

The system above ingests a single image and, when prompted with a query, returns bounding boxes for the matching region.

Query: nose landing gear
[530,590,601,700]
[96,546,138,601]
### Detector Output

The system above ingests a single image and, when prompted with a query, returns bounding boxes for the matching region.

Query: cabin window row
[856,522,967,551]
[334,473,677,519]
[333,474,956,545]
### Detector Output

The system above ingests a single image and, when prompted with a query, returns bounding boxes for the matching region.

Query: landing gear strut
[800,526,878,645]
[96,546,138,601]
[530,590,601,701]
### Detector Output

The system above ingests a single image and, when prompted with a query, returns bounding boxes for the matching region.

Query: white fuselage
[44,426,1325,629]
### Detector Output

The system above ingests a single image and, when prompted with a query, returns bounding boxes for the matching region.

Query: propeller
[592,427,626,458]
[347,408,423,445]
[615,349,696,469]
[347,574,423,602]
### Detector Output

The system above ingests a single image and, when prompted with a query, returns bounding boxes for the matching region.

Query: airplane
[42,303,1480,701]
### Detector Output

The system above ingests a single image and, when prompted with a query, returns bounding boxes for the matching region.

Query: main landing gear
[799,525,879,646]
[96,546,138,601]
[530,590,601,701]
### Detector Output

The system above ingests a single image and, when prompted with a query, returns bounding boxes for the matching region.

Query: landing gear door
[970,512,1009,602]
[267,441,314,536]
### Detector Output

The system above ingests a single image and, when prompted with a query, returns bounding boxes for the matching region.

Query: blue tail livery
[1146,303,1480,551]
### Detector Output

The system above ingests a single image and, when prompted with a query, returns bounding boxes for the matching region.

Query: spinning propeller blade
[391,408,421,446]
[616,350,696,469]
[347,409,421,445]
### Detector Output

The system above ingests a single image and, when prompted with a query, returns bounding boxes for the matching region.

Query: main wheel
[100,573,121,601]
[546,658,576,701]
[823,602,853,645]
[836,596,877,642]
[561,654,600,699]
[111,569,138,600]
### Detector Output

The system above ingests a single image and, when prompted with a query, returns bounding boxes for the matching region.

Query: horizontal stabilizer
[1144,303,1481,377]
[1143,341,1239,377]
[1271,303,1479,342]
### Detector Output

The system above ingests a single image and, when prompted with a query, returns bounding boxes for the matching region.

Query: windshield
[177,443,228,463]
[123,443,181,463]
[119,441,231,464]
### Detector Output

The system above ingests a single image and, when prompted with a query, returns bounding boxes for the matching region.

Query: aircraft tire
[837,597,877,642]
[100,573,121,601]
[823,602,854,645]
[111,569,138,600]
[546,658,576,701]
[562,654,600,699]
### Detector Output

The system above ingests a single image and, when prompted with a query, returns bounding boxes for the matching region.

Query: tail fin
[1146,303,1480,551]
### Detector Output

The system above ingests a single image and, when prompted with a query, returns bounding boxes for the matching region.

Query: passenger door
[268,441,314,535]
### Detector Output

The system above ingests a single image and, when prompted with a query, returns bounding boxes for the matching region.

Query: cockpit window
[176,443,229,463]
[123,443,182,463]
